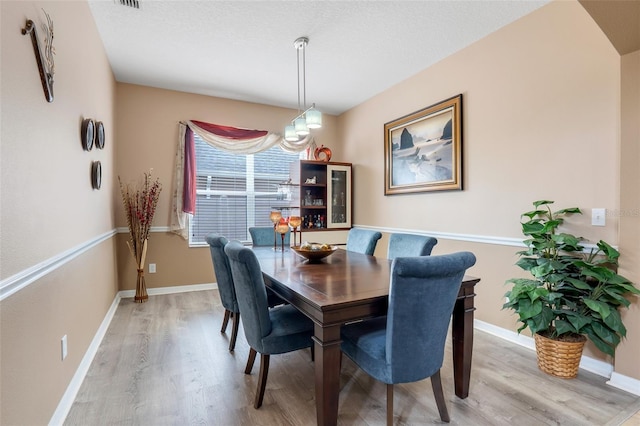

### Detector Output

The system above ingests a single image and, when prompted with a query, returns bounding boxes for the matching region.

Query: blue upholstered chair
[224,241,314,409]
[249,226,290,247]
[387,233,438,260]
[205,233,241,352]
[340,252,477,424]
[206,233,285,352]
[346,228,382,255]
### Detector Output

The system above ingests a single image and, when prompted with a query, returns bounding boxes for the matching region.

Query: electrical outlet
[592,208,606,226]
[61,335,68,360]
[149,263,156,273]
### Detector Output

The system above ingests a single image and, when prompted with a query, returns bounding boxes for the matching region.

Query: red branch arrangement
[119,171,162,302]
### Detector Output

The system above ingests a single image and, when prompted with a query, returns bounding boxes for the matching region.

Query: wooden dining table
[252,246,480,426]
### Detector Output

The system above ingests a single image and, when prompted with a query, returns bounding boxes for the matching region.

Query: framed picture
[384,94,462,195]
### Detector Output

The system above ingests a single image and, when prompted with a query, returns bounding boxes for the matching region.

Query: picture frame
[384,94,462,195]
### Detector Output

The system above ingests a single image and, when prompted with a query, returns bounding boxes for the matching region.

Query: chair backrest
[224,240,272,353]
[387,233,438,260]
[249,226,290,247]
[386,252,476,383]
[205,233,238,313]
[346,228,382,255]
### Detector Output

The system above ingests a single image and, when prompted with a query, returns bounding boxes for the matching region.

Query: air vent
[119,0,140,9]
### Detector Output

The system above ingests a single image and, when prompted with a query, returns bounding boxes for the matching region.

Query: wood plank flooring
[64,290,640,425]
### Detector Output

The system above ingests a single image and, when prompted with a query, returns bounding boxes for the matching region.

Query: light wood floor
[65,290,640,425]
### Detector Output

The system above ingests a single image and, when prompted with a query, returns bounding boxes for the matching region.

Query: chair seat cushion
[341,316,391,383]
[262,304,314,354]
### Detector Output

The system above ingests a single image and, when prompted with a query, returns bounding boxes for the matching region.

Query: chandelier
[284,37,322,142]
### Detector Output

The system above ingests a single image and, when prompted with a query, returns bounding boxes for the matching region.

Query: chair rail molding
[1,230,117,301]
[354,224,605,252]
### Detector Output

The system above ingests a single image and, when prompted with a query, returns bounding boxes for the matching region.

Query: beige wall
[338,1,638,371]
[1,1,118,424]
[114,83,340,289]
[617,50,640,380]
[2,0,638,424]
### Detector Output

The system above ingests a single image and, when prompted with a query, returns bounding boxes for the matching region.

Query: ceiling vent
[119,0,140,9]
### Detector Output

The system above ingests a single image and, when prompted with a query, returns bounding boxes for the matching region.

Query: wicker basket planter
[534,333,587,379]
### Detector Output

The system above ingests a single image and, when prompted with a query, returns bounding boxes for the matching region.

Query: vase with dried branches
[119,171,162,303]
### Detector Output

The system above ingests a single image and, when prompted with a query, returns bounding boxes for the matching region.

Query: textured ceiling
[88,0,551,116]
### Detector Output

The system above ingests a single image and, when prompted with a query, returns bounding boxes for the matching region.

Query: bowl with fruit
[291,242,338,262]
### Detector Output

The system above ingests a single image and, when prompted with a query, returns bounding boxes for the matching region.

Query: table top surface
[252,246,479,314]
[254,247,391,307]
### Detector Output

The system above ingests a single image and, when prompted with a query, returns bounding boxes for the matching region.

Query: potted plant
[503,200,639,378]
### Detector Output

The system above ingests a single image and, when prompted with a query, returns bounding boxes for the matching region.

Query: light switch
[591,208,606,226]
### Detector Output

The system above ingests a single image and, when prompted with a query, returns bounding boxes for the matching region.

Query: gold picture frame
[384,94,462,195]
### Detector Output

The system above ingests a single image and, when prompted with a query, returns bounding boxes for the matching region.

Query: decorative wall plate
[82,118,94,151]
[95,121,105,149]
[91,161,102,190]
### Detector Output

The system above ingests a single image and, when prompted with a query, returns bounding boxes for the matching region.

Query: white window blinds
[189,135,299,245]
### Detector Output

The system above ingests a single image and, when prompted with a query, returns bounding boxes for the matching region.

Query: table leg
[451,285,476,398]
[312,323,342,426]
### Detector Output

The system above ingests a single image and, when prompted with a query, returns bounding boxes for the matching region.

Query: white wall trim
[474,319,614,379]
[116,226,170,234]
[607,372,640,397]
[49,282,217,426]
[354,224,603,251]
[3,225,601,303]
[48,291,123,426]
[1,230,117,302]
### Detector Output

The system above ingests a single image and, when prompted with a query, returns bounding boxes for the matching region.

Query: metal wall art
[22,10,55,103]
[91,161,102,190]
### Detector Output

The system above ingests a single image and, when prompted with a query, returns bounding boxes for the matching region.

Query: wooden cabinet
[290,160,352,231]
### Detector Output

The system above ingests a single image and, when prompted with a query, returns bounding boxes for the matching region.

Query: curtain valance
[170,120,312,240]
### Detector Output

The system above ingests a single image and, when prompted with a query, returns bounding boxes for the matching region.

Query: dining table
[252,246,481,426]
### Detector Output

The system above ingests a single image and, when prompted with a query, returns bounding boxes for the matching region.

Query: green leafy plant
[503,200,639,356]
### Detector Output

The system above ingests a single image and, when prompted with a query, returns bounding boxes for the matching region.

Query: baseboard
[474,319,615,379]
[607,372,640,397]
[49,292,123,426]
[50,282,217,425]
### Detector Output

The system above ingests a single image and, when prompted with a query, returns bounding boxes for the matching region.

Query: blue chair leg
[229,312,240,352]
[387,384,394,426]
[245,348,257,374]
[221,309,231,333]
[430,370,450,422]
[255,354,270,408]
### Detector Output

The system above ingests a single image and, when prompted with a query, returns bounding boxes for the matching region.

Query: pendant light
[284,37,322,141]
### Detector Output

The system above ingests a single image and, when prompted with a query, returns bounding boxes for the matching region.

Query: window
[189,135,299,246]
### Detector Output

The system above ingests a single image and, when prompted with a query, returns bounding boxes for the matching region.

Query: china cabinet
[290,160,352,231]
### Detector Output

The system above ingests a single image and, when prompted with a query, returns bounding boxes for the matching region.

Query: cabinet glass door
[327,164,351,228]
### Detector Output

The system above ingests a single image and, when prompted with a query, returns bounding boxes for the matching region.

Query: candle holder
[276,220,290,251]
[288,215,301,247]
[269,211,282,250]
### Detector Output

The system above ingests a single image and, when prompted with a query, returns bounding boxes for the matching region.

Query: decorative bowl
[291,244,338,262]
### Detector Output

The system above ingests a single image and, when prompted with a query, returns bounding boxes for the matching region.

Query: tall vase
[128,239,149,303]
